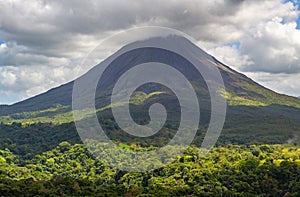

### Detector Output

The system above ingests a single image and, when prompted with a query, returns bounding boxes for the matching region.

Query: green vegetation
[224,91,268,106]
[0,104,73,125]
[0,118,298,196]
[129,91,165,105]
[0,91,166,125]
[1,143,300,196]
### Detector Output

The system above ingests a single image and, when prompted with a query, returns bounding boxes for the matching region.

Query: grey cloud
[0,0,247,70]
[0,0,245,53]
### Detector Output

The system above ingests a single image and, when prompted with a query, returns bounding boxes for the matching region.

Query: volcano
[0,35,299,146]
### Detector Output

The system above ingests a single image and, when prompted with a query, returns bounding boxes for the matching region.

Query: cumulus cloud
[240,17,300,74]
[0,0,299,104]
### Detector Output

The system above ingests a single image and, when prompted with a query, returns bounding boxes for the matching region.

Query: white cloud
[0,65,83,101]
[0,67,17,86]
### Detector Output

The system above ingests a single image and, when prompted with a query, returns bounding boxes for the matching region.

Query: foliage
[0,143,300,196]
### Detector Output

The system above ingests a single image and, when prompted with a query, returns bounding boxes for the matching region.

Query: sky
[0,0,300,104]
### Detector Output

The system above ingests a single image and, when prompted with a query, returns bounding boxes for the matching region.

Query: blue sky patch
[225,42,241,49]
[296,0,300,29]
[284,0,300,29]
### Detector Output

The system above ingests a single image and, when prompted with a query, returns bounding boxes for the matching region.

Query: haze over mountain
[0,35,299,146]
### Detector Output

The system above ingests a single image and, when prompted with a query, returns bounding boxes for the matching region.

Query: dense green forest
[0,117,299,196]
[1,142,300,196]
